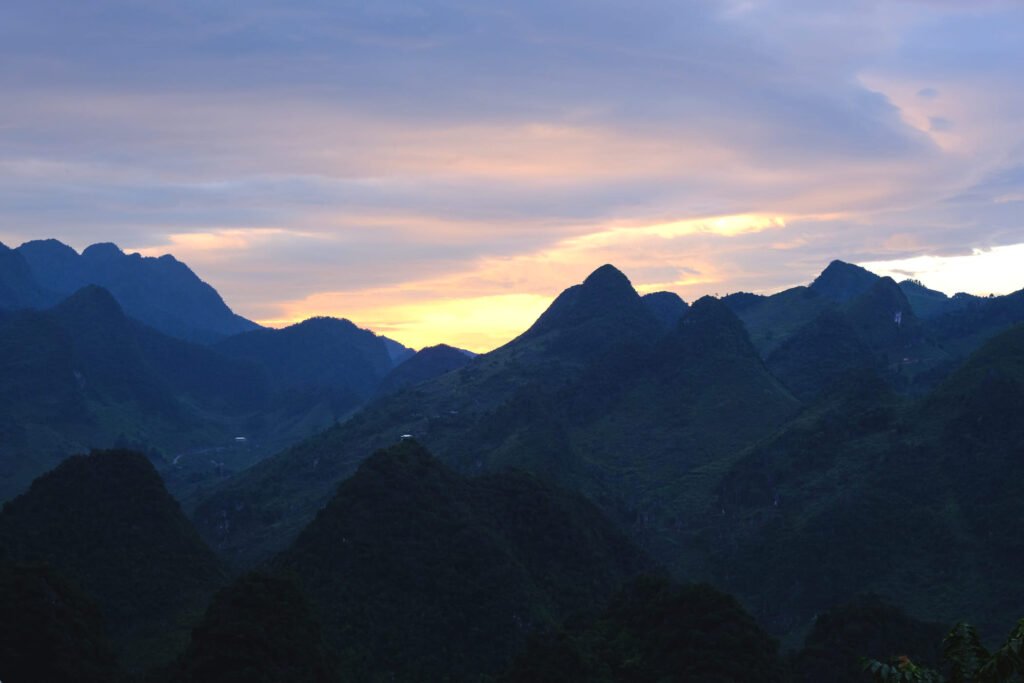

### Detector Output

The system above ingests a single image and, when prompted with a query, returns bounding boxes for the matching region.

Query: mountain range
[2,239,1024,681]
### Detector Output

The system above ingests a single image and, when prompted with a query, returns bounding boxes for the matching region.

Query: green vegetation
[501,577,785,682]
[863,620,1024,682]
[272,440,649,681]
[0,562,122,683]
[158,573,339,683]
[0,449,227,670]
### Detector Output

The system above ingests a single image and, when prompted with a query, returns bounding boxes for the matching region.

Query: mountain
[0,450,226,669]
[501,577,785,683]
[808,259,881,303]
[375,343,473,395]
[767,277,949,398]
[162,573,338,683]
[0,241,54,311]
[380,336,416,365]
[16,239,258,343]
[270,441,649,681]
[899,279,976,319]
[0,286,271,502]
[713,323,1024,639]
[214,316,394,420]
[791,595,947,683]
[0,562,122,683]
[641,290,689,329]
[192,266,798,573]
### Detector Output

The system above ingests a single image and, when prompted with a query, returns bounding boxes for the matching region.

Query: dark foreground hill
[501,577,786,683]
[270,440,650,681]
[0,450,226,670]
[192,266,798,570]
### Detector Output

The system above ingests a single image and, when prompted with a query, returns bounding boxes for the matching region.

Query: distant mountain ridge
[14,239,259,343]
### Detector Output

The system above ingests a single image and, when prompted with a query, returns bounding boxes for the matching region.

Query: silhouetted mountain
[0,562,122,683]
[809,259,880,303]
[215,316,393,410]
[192,267,797,574]
[380,336,416,365]
[271,441,649,681]
[376,343,473,395]
[641,290,688,329]
[163,573,338,683]
[0,450,226,669]
[0,241,54,310]
[513,264,661,361]
[729,284,835,356]
[16,239,258,343]
[899,279,974,319]
[768,277,949,398]
[501,577,785,683]
[0,287,273,502]
[924,287,1024,357]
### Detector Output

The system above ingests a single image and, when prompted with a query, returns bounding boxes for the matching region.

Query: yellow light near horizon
[264,292,554,353]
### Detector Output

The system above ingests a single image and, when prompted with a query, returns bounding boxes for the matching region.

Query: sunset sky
[2,1,1023,351]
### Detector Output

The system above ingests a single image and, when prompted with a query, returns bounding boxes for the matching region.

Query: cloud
[0,0,1022,349]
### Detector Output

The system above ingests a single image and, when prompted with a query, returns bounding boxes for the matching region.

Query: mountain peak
[54,284,125,320]
[513,265,657,354]
[582,263,632,291]
[809,260,880,303]
[81,243,124,260]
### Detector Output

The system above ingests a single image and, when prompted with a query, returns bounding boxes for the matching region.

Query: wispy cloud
[1,0,1022,349]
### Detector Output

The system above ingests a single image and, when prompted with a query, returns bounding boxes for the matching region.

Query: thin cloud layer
[0,1,1022,350]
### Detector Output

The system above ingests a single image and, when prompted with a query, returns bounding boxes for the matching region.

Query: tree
[863,620,1024,683]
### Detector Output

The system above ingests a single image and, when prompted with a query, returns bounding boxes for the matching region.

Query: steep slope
[271,441,649,681]
[375,343,472,395]
[0,562,122,683]
[380,336,416,365]
[713,324,1024,639]
[192,266,798,575]
[728,285,835,356]
[0,287,271,502]
[808,259,880,303]
[17,239,258,342]
[0,450,227,669]
[899,279,976,319]
[215,316,393,407]
[0,241,54,310]
[501,577,785,683]
[163,573,338,683]
[792,595,947,683]
[767,277,949,398]
[641,290,688,330]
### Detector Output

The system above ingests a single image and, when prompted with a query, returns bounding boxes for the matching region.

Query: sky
[1,1,1023,352]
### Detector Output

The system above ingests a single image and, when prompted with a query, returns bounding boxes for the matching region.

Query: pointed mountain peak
[513,265,657,354]
[809,260,880,303]
[582,263,632,291]
[53,285,126,322]
[81,242,124,260]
